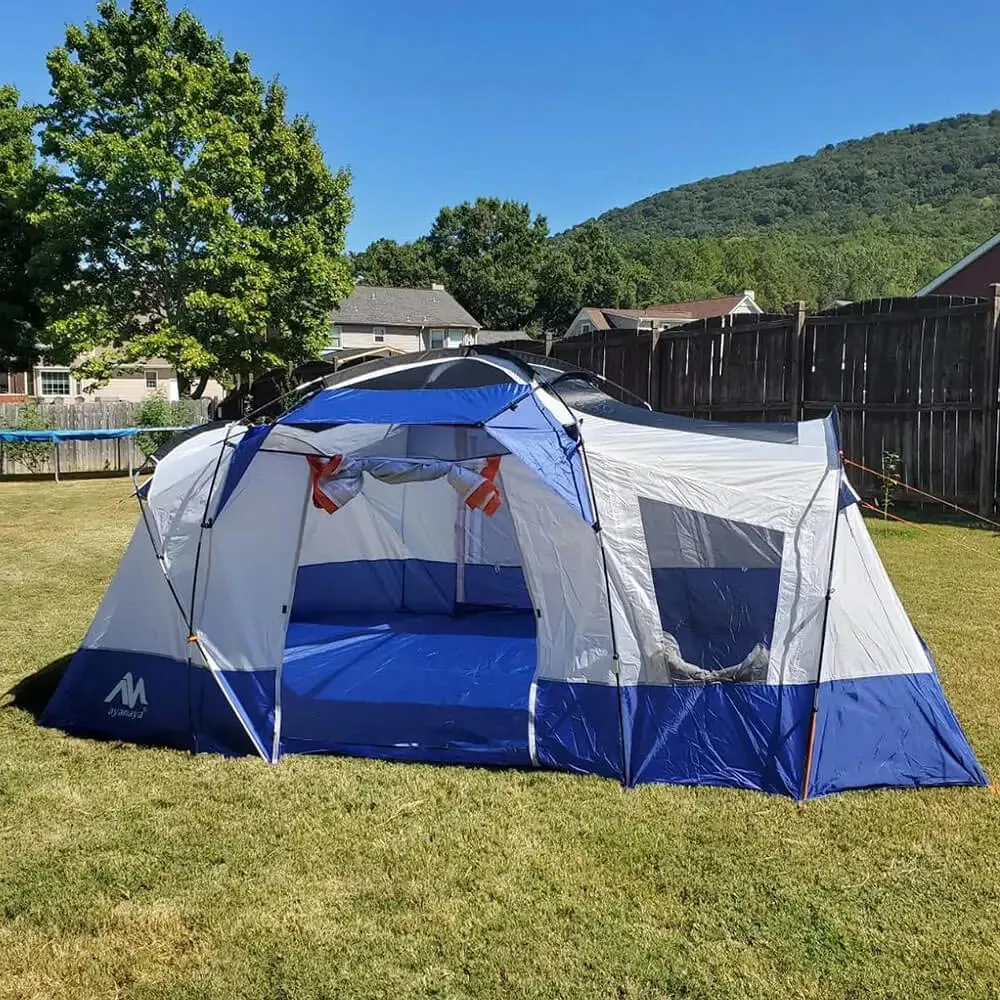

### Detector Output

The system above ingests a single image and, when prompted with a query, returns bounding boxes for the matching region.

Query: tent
[41,350,987,797]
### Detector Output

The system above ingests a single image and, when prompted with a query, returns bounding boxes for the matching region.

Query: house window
[145,370,158,390]
[0,372,9,394]
[580,321,593,335]
[330,324,342,349]
[428,329,446,349]
[39,370,71,396]
[447,329,465,347]
[372,326,385,343]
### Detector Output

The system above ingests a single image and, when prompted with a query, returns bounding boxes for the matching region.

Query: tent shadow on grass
[4,654,72,720]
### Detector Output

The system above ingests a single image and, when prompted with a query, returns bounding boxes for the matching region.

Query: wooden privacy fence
[0,398,212,477]
[535,290,1000,514]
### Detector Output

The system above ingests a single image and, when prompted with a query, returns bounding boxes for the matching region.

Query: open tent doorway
[278,438,541,765]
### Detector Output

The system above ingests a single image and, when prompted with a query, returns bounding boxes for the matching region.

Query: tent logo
[104,672,148,719]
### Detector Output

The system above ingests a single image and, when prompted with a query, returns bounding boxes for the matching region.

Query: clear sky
[1,0,998,250]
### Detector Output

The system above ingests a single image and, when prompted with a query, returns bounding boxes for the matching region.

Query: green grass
[2,480,1000,999]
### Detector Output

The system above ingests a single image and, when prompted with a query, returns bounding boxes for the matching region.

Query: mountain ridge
[578,112,1000,244]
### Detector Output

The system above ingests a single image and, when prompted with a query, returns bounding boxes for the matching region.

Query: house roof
[607,294,757,321]
[582,306,611,330]
[477,329,533,345]
[577,293,759,333]
[321,346,408,364]
[915,232,1000,295]
[331,285,481,328]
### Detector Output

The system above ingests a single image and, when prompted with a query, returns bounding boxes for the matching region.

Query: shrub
[880,450,901,518]
[0,403,53,474]
[134,392,176,458]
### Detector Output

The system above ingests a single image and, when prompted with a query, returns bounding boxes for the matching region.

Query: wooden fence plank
[0,398,211,477]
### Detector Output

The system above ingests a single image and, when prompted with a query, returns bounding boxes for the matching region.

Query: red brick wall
[932,243,1000,296]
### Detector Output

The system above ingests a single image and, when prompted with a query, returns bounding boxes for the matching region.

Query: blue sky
[1,0,998,250]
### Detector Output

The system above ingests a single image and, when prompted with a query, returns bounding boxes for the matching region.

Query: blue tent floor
[278,611,536,764]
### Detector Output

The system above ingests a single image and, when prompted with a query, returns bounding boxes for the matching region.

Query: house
[0,359,224,405]
[916,233,1000,297]
[563,291,762,339]
[329,284,481,353]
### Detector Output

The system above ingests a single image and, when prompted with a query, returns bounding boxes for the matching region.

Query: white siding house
[328,285,481,356]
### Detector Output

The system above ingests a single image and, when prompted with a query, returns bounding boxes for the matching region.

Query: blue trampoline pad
[279,611,537,765]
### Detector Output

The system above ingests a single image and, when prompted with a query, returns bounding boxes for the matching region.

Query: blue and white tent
[42,351,987,797]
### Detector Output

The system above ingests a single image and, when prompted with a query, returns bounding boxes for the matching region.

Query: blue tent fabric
[215,424,270,515]
[484,392,593,523]
[280,385,531,427]
[273,383,593,522]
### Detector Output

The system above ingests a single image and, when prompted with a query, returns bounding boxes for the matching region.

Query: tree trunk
[189,374,209,399]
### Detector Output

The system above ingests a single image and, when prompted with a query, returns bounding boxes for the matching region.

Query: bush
[0,403,53,474]
[135,392,175,458]
[134,392,201,459]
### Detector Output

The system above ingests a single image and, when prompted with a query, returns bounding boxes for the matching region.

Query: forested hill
[588,112,1000,242]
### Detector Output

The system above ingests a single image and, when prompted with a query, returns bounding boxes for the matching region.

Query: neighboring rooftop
[476,330,533,345]
[603,292,760,325]
[332,285,481,328]
[571,292,761,336]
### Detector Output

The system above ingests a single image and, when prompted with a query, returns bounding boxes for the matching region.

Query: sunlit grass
[2,480,999,999]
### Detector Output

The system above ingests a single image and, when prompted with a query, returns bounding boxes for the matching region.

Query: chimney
[742,290,755,301]
[430,282,445,291]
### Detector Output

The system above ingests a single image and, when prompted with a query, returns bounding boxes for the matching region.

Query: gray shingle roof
[476,329,532,345]
[331,286,481,328]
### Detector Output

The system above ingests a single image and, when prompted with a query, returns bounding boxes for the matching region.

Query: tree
[0,86,44,369]
[429,198,547,329]
[534,246,582,333]
[35,0,353,396]
[352,237,441,288]
[534,222,651,333]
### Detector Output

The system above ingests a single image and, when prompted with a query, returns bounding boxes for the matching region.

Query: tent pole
[578,436,630,789]
[541,377,630,788]
[800,426,844,803]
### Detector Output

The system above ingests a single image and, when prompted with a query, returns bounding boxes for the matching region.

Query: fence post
[978,284,1000,515]
[786,301,807,423]
[649,326,662,410]
[544,330,554,357]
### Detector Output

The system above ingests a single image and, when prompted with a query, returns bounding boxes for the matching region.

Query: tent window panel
[639,497,782,679]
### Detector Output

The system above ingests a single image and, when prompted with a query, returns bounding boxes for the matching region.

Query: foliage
[588,112,1000,243]
[880,450,902,518]
[0,402,52,473]
[3,479,1000,998]
[133,389,194,457]
[616,227,978,311]
[34,0,353,395]
[351,237,442,288]
[428,198,549,329]
[0,87,47,369]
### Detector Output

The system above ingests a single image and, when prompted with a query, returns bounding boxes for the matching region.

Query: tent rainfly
[41,351,987,798]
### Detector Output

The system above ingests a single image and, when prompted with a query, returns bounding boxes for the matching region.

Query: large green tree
[429,198,548,329]
[36,0,352,395]
[0,86,45,369]
[535,222,654,331]
[352,237,441,288]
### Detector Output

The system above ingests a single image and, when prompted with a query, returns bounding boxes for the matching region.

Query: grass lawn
[2,479,1000,999]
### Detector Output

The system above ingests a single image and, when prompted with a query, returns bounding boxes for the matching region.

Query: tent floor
[279,610,536,765]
